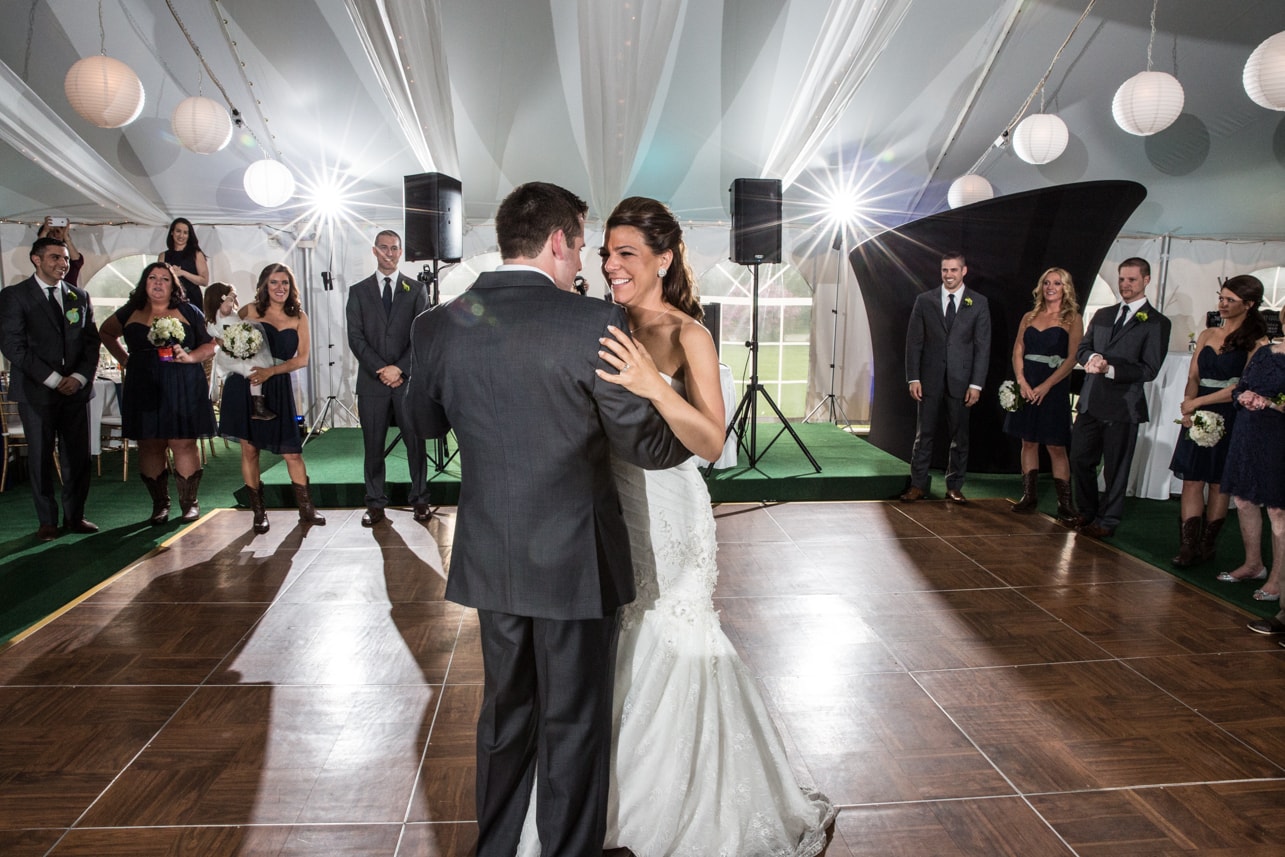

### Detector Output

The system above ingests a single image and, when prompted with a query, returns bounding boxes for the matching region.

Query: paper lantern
[64,55,144,128]
[947,175,994,209]
[1244,31,1285,111]
[1012,113,1069,165]
[243,159,296,207]
[1112,71,1184,136]
[172,96,232,154]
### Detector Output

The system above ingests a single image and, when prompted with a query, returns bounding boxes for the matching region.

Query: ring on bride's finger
[623,363,632,371]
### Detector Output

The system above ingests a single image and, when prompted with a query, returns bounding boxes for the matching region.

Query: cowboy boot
[139,469,170,525]
[1171,516,1204,567]
[1053,478,1080,526]
[175,469,203,522]
[293,481,326,525]
[251,395,277,421]
[1011,470,1039,513]
[1199,516,1225,563]
[245,484,270,534]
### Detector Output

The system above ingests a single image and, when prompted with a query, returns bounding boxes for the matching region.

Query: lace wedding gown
[519,379,835,856]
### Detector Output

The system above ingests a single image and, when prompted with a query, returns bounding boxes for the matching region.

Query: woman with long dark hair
[1169,274,1268,566]
[159,217,210,307]
[217,263,325,533]
[99,262,217,524]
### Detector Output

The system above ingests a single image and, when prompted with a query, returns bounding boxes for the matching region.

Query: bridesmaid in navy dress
[1168,275,1267,567]
[158,217,210,308]
[1004,267,1083,522]
[218,263,325,534]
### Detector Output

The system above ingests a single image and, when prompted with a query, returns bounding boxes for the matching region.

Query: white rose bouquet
[148,316,185,361]
[208,317,278,421]
[1184,410,1226,448]
[998,379,1023,413]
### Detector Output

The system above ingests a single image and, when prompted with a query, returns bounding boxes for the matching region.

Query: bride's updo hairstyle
[606,197,703,322]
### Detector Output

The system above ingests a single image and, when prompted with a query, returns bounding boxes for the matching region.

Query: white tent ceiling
[1,0,1283,240]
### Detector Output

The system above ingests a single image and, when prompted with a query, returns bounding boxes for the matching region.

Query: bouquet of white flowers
[148,316,185,361]
[208,316,279,421]
[1185,410,1226,448]
[998,379,1023,412]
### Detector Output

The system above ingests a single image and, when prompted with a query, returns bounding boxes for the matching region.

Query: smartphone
[49,216,68,227]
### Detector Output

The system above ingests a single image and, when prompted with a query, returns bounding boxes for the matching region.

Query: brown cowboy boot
[1053,478,1080,526]
[293,481,326,525]
[245,483,270,534]
[174,469,203,522]
[1011,470,1039,513]
[251,395,277,421]
[1199,516,1225,563]
[1171,516,1203,567]
[139,469,170,525]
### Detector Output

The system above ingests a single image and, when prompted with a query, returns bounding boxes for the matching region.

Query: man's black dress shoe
[945,488,968,505]
[899,486,926,502]
[66,519,99,534]
[413,503,433,522]
[1247,616,1285,635]
[361,507,386,527]
[1077,522,1114,539]
[37,524,59,542]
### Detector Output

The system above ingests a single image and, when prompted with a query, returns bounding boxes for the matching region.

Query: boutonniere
[1134,311,1149,322]
[65,307,81,325]
[963,296,973,307]
[402,282,410,292]
[65,290,78,302]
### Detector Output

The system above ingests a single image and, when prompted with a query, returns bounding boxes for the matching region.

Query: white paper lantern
[1244,31,1285,111]
[243,159,296,207]
[172,96,232,154]
[1012,113,1069,165]
[1112,71,1185,136]
[947,175,994,209]
[64,55,144,128]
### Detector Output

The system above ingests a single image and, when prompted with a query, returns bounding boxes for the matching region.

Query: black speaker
[404,172,462,262]
[701,301,721,357]
[729,178,782,264]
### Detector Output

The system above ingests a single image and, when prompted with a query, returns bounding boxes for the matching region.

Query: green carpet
[2,425,1276,645]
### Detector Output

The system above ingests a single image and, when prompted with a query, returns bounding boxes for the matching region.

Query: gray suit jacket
[0,275,99,407]
[1075,301,1170,423]
[346,271,429,398]
[406,270,690,620]
[904,287,991,398]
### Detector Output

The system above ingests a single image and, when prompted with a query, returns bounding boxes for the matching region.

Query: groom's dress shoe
[1077,522,1114,539]
[36,524,60,542]
[899,486,926,502]
[1247,616,1285,635]
[361,507,386,527]
[945,488,968,505]
[66,519,99,534]
[413,503,433,522]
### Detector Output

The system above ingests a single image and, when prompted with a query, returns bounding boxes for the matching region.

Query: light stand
[721,259,821,473]
[804,229,852,427]
[301,264,358,446]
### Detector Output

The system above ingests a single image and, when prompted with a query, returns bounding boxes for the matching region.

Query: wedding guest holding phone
[1168,275,1267,567]
[100,263,217,525]
[37,216,84,286]
[159,217,209,307]
[1003,267,1082,521]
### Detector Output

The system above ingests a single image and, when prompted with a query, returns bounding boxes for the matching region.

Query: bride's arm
[598,323,726,461]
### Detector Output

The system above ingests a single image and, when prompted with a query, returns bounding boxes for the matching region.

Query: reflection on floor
[2,499,1284,856]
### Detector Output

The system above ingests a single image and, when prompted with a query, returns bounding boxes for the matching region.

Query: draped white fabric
[0,59,168,225]
[343,0,459,177]
[761,0,914,186]
[577,0,685,216]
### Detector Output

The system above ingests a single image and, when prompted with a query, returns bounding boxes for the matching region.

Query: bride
[519,197,835,856]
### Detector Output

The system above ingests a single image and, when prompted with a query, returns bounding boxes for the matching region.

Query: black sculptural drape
[852,180,1147,474]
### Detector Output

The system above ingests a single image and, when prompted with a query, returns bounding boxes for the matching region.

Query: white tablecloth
[88,377,121,456]
[698,363,737,470]
[1127,351,1190,500]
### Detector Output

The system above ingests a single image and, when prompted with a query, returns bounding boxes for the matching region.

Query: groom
[405,181,689,856]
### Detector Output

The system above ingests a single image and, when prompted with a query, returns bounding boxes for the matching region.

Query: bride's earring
[657,267,668,278]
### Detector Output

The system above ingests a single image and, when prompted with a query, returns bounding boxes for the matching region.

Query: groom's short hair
[496,182,588,262]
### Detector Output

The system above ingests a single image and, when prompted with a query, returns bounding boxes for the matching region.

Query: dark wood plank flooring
[2,499,1284,856]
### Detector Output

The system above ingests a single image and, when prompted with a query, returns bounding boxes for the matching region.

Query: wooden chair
[98,413,129,480]
[1,394,26,492]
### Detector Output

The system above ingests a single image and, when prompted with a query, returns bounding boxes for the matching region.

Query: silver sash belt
[1199,376,1239,389]
[1025,354,1064,367]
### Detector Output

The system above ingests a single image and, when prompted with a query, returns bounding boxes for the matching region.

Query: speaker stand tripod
[718,260,821,473]
[805,230,852,428]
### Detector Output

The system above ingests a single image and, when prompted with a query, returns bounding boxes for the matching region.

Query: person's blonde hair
[1030,267,1079,326]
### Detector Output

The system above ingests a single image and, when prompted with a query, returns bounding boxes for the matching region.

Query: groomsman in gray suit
[406,182,689,857]
[901,251,992,504]
[346,230,431,525]
[1071,257,1171,538]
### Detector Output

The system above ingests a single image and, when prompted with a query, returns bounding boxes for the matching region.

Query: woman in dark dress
[219,263,325,534]
[159,217,209,308]
[1217,326,1284,602]
[99,263,217,524]
[1004,267,1083,522]
[1168,275,1267,567]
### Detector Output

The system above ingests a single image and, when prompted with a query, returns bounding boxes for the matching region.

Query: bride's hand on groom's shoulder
[597,324,665,400]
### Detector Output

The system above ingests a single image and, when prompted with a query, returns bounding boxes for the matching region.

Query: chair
[98,413,129,480]
[1,394,26,492]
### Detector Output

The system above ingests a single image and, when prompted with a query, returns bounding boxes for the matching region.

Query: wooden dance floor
[3,499,1285,856]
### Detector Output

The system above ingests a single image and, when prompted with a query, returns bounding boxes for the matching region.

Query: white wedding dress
[518,379,835,856]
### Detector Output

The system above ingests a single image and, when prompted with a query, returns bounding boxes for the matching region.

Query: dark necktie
[382,277,393,314]
[1112,305,1128,336]
[47,286,63,322]
[945,293,956,331]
